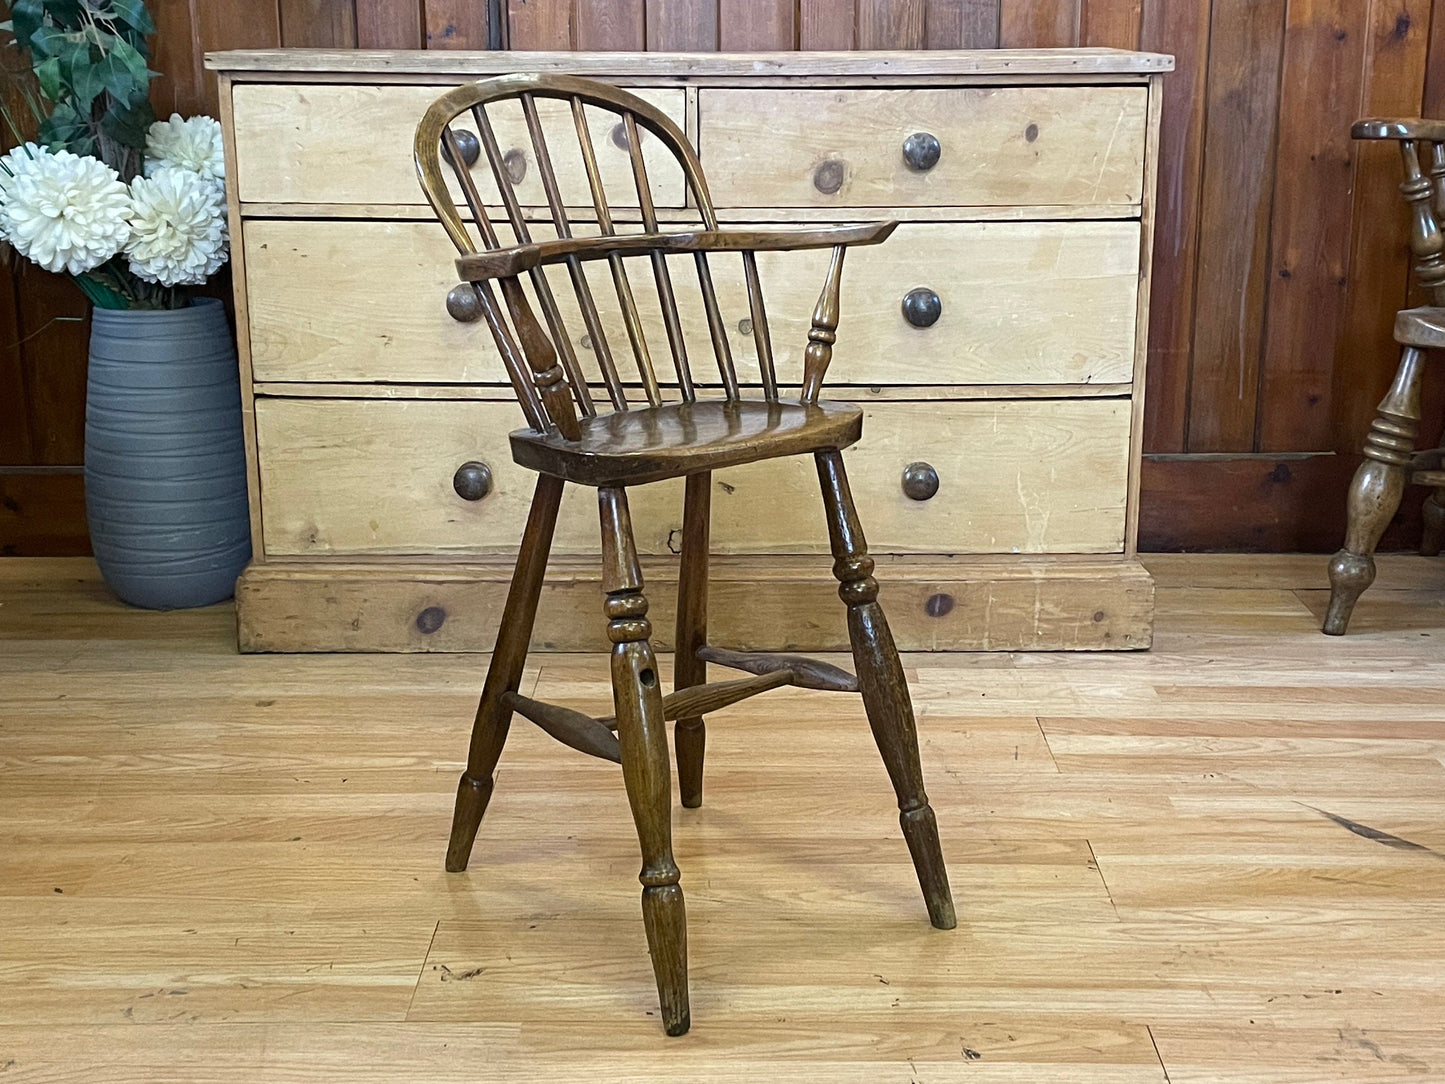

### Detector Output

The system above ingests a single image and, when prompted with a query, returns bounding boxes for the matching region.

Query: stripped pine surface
[2,554,1444,1078]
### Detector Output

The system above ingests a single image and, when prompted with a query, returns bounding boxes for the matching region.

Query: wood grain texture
[355,0,423,48]
[575,0,645,50]
[647,0,718,49]
[999,0,1080,48]
[10,556,1445,1073]
[719,0,795,50]
[0,471,89,556]
[1256,0,1371,453]
[799,0,856,49]
[424,0,494,49]
[1080,0,1140,49]
[1138,0,1211,454]
[278,0,357,47]
[507,0,572,48]
[1185,0,1286,453]
[856,0,925,49]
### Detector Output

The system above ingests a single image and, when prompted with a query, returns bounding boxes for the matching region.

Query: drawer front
[256,397,1130,557]
[698,86,1148,209]
[231,83,688,207]
[245,219,1139,387]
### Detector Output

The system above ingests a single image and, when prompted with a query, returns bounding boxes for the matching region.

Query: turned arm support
[1354,118,1445,306]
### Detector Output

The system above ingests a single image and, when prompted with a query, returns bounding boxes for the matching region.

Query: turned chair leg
[1421,488,1445,557]
[815,450,956,930]
[446,474,564,872]
[599,486,690,1036]
[1325,347,1425,635]
[673,472,710,809]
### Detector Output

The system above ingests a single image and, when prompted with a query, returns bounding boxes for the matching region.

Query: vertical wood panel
[857,0,926,48]
[1139,0,1210,454]
[575,0,645,49]
[719,0,795,49]
[279,0,357,47]
[509,0,572,48]
[355,0,422,48]
[937,0,1001,47]
[425,0,493,48]
[149,0,205,117]
[999,0,1080,48]
[1185,0,1286,453]
[1256,0,1371,452]
[800,0,855,48]
[14,265,88,465]
[193,0,282,115]
[0,267,31,463]
[1080,0,1140,49]
[1332,0,1431,454]
[648,0,719,49]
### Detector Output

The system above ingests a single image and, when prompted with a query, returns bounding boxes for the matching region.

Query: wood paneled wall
[5,0,1445,553]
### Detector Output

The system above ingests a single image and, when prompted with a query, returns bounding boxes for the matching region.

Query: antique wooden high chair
[413,74,955,1036]
[1326,118,1445,634]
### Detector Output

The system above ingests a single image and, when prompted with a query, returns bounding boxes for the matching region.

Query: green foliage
[1,0,156,179]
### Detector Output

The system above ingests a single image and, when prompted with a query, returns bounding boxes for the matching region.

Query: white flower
[0,146,131,274]
[144,114,225,184]
[124,167,229,286]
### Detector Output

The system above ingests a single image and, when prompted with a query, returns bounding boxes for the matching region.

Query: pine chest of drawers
[207,48,1171,653]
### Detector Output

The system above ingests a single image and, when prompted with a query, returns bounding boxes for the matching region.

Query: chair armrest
[1354,117,1445,142]
[455,221,898,280]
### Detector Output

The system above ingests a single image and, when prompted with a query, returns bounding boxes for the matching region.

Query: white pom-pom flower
[144,114,225,184]
[124,167,229,286]
[0,146,131,274]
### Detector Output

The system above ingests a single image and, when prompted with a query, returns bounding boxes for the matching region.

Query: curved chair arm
[454,221,897,281]
[1354,117,1445,142]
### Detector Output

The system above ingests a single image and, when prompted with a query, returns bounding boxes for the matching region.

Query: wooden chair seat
[509,399,863,486]
[1394,306,1445,348]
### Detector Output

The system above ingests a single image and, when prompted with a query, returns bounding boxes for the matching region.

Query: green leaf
[68,56,105,110]
[9,0,43,49]
[100,94,152,149]
[26,24,67,56]
[34,55,61,100]
[107,35,149,89]
[108,0,153,34]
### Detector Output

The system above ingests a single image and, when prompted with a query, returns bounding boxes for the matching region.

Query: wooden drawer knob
[443,128,480,168]
[902,461,939,501]
[446,284,481,323]
[902,131,941,172]
[901,287,942,328]
[453,460,494,501]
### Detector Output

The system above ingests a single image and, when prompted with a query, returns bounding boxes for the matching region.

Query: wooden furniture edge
[235,555,1155,653]
[205,48,1176,77]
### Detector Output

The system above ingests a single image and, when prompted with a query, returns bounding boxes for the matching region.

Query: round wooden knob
[444,128,480,167]
[812,158,846,195]
[446,284,481,323]
[901,287,942,328]
[902,131,941,171]
[902,461,939,501]
[453,461,493,501]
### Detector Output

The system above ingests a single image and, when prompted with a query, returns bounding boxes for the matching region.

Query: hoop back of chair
[414,74,787,436]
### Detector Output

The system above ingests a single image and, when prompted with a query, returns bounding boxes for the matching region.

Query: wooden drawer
[231,83,687,207]
[245,219,1139,387]
[698,86,1148,209]
[255,397,1130,557]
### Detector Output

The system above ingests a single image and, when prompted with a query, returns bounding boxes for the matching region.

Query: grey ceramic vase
[85,297,252,609]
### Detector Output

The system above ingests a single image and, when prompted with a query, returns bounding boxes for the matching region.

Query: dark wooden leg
[600,486,689,1036]
[1421,487,1445,557]
[1325,347,1424,635]
[446,473,564,873]
[673,472,710,809]
[815,449,956,930]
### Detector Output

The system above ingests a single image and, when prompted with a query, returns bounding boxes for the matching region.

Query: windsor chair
[1326,118,1445,634]
[414,74,955,1036]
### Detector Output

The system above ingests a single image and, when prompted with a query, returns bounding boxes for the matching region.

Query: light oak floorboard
[2,555,1443,1079]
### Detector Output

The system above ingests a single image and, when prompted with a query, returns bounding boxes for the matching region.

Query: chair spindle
[694,253,741,400]
[472,105,596,418]
[522,93,629,411]
[1403,140,1445,306]
[572,96,662,406]
[801,246,846,405]
[624,111,694,402]
[740,250,777,400]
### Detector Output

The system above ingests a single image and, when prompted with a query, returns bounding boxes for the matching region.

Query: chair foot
[642,883,690,1035]
[445,772,494,872]
[1323,549,1375,636]
[673,473,711,812]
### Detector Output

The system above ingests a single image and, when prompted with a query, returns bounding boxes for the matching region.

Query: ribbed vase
[85,297,252,609]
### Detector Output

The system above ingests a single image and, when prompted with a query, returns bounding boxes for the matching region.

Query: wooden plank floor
[2,555,1444,1082]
